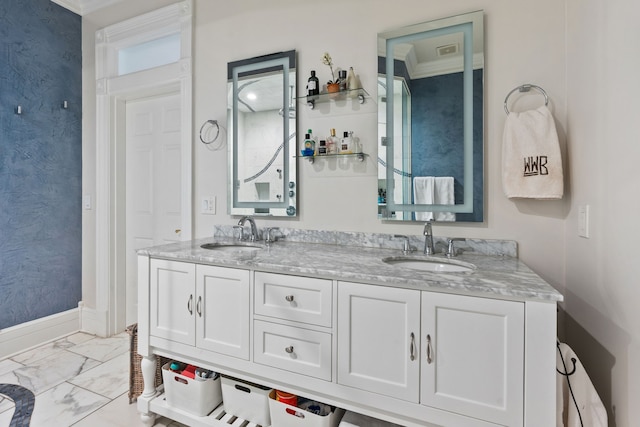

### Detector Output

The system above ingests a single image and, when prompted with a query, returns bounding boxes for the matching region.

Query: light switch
[83,194,92,210]
[201,196,216,215]
[578,205,590,238]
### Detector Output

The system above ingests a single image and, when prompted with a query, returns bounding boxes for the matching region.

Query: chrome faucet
[423,221,435,255]
[393,234,412,254]
[445,238,466,258]
[264,227,280,245]
[237,216,260,241]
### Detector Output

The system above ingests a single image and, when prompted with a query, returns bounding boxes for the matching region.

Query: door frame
[93,1,193,336]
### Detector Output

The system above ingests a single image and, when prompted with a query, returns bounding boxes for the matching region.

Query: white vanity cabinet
[337,281,526,427]
[149,259,250,359]
[139,253,557,427]
[337,281,420,402]
[253,272,334,381]
[420,292,524,427]
[149,259,196,345]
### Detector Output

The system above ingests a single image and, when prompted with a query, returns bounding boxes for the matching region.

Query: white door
[337,281,421,403]
[126,93,182,326]
[420,292,525,426]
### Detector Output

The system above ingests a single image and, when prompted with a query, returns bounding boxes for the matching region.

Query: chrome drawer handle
[285,346,294,354]
[187,295,193,315]
[285,295,295,302]
[196,296,202,317]
[410,332,416,361]
[426,334,433,364]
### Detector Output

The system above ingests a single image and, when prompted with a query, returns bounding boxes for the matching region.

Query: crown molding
[51,0,124,16]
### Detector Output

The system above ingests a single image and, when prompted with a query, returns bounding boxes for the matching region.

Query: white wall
[564,0,640,425]
[80,0,640,425]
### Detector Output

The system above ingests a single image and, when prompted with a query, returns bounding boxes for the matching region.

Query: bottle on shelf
[308,128,316,150]
[340,131,353,154]
[317,140,327,155]
[352,132,362,153]
[307,70,319,96]
[301,130,315,156]
[347,67,359,91]
[338,70,347,91]
[326,128,339,155]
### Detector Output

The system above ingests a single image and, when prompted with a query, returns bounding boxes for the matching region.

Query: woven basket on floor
[127,323,169,403]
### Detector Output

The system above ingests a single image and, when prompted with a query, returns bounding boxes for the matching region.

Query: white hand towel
[413,176,456,221]
[434,176,455,221]
[413,176,435,221]
[556,342,608,427]
[502,105,563,199]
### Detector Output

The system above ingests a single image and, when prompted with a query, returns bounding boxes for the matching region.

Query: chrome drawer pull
[426,334,433,364]
[285,346,294,354]
[285,295,295,302]
[410,332,416,361]
[187,295,193,315]
[196,296,202,317]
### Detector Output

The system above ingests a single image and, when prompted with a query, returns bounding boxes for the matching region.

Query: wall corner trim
[79,302,109,337]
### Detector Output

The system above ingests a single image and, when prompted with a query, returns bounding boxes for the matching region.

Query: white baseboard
[0,308,80,359]
[79,302,109,337]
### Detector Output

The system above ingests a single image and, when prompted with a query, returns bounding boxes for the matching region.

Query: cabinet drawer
[254,272,332,327]
[254,320,332,381]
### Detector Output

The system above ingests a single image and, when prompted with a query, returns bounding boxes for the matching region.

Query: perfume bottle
[301,132,315,156]
[340,131,353,154]
[317,140,327,155]
[338,70,347,91]
[326,128,339,155]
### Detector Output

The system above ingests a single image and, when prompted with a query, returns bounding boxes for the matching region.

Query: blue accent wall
[0,0,82,329]
[411,70,484,222]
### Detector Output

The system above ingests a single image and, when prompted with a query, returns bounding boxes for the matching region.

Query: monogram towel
[502,105,563,199]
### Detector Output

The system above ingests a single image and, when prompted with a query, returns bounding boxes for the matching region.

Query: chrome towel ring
[504,84,548,115]
[199,119,220,144]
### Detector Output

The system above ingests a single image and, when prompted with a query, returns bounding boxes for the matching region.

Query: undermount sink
[200,242,263,253]
[382,256,475,273]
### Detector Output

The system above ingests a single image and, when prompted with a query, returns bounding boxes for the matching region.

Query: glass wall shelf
[299,88,369,109]
[298,152,367,164]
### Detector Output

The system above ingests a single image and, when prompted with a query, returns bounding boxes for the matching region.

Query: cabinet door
[196,265,250,359]
[421,292,524,426]
[149,259,195,345]
[337,282,420,403]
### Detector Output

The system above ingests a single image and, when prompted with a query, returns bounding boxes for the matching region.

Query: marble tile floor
[0,332,186,427]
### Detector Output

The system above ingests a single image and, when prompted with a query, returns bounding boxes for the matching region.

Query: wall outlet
[578,205,590,238]
[201,196,216,215]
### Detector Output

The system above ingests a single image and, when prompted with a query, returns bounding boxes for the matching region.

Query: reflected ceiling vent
[436,43,459,56]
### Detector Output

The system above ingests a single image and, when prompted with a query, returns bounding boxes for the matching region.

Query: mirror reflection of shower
[279,85,296,118]
[228,50,297,216]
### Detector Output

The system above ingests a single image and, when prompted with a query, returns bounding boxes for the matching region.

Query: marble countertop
[139,235,563,303]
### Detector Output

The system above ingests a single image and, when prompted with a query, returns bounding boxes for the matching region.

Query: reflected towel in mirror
[413,177,455,221]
